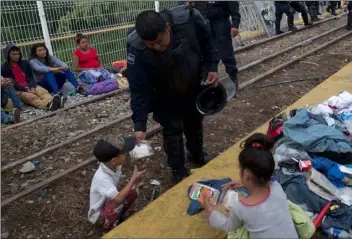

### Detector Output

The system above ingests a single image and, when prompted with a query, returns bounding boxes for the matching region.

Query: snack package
[223,190,239,210]
[129,140,154,160]
[189,183,220,205]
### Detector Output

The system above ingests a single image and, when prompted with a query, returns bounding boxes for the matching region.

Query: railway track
[1,19,351,207]
[1,13,346,133]
[1,14,348,166]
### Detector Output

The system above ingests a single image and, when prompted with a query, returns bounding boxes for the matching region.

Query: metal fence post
[36,1,53,55]
[155,1,160,12]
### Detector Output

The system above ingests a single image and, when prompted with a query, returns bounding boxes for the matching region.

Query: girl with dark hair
[200,133,298,238]
[29,43,80,95]
[72,33,114,85]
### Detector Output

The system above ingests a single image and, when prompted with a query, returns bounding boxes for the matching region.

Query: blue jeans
[38,70,79,94]
[4,87,23,108]
[1,110,13,124]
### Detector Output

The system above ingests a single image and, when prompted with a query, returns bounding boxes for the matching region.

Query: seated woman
[29,43,80,95]
[1,44,62,111]
[72,33,117,95]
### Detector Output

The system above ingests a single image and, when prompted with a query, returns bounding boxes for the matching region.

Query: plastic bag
[129,140,154,160]
[223,190,239,210]
[274,143,311,168]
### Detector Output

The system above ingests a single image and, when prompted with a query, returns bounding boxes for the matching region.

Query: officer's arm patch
[127,53,135,65]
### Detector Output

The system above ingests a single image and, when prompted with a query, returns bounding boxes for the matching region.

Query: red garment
[10,65,28,88]
[99,185,137,230]
[73,47,101,69]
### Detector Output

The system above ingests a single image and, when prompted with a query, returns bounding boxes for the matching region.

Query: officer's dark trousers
[327,1,337,15]
[348,2,352,27]
[210,18,238,84]
[290,2,309,25]
[159,107,204,174]
[275,3,295,32]
[306,1,318,20]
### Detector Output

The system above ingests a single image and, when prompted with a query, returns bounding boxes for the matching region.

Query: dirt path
[1,30,351,238]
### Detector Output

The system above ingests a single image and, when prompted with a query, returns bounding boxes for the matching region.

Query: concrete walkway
[103,62,352,239]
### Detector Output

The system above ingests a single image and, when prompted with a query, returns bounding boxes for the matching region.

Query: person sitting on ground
[1,43,62,111]
[88,137,145,231]
[1,76,25,111]
[73,33,113,84]
[1,108,20,124]
[29,43,82,95]
[73,33,117,95]
[199,133,298,238]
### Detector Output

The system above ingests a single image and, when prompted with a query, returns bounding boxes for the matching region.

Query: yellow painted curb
[103,62,352,239]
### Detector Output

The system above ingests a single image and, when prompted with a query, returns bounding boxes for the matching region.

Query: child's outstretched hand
[199,191,214,213]
[131,165,146,182]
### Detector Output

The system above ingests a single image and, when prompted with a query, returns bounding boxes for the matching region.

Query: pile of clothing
[269,91,352,238]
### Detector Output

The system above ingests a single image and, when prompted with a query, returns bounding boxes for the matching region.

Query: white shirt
[88,163,122,224]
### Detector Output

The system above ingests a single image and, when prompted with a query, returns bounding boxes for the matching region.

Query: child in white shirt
[88,137,145,230]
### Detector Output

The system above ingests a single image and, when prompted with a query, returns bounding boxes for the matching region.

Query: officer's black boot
[171,167,190,185]
[288,25,298,31]
[187,151,212,167]
[303,14,313,26]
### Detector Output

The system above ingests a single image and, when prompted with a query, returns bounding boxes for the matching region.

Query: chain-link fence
[1,0,270,68]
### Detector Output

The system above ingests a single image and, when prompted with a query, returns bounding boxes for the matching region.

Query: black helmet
[196,84,227,116]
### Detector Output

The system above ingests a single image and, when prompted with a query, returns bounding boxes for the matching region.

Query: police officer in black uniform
[275,1,297,35]
[126,5,219,184]
[290,1,313,26]
[190,1,241,90]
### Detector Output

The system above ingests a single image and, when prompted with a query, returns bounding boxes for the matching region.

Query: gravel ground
[2,28,351,201]
[1,15,347,166]
[1,90,131,165]
[1,17,352,239]
[235,15,348,67]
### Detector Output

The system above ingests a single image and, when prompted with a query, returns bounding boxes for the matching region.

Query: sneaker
[305,21,313,26]
[12,108,21,124]
[76,86,86,95]
[48,94,60,111]
[348,25,352,31]
[276,30,284,35]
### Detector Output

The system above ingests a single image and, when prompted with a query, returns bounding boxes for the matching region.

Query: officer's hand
[231,28,239,38]
[206,72,219,87]
[133,131,146,144]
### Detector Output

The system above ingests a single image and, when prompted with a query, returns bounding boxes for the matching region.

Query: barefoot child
[88,137,146,230]
[200,133,298,238]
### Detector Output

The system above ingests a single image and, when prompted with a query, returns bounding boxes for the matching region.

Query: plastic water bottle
[322,228,352,239]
